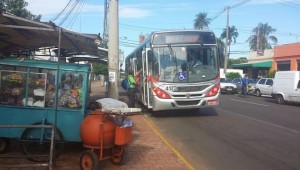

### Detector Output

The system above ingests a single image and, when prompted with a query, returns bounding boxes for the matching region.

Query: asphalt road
[145,94,300,170]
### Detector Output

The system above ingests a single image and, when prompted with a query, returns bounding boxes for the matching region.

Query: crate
[115,122,132,145]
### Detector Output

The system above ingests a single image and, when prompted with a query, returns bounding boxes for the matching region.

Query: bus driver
[188,50,202,69]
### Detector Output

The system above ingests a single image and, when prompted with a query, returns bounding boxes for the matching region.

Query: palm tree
[247,22,277,51]
[193,12,211,30]
[220,25,239,58]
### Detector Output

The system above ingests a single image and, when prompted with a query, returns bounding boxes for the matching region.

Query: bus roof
[126,29,217,58]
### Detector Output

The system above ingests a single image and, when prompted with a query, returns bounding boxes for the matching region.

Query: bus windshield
[152,46,218,83]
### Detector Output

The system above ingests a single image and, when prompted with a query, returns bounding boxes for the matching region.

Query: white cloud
[26,0,71,15]
[119,7,153,18]
[250,0,296,5]
[26,0,153,19]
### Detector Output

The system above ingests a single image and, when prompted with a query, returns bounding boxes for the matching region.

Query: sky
[25,0,300,60]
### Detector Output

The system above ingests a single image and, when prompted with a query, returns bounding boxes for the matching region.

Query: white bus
[125,30,221,112]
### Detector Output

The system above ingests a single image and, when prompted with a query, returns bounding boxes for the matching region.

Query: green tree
[92,63,108,77]
[265,70,276,78]
[0,0,41,21]
[247,22,277,51]
[226,72,242,79]
[228,57,247,68]
[193,12,211,30]
[220,25,239,59]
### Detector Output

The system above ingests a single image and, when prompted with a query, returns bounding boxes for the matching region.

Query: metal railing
[0,124,55,170]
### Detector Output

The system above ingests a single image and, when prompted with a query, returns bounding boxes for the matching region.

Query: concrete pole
[108,0,119,99]
[223,6,230,74]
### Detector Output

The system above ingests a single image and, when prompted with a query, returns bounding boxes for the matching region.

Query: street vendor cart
[80,108,141,170]
[0,58,93,161]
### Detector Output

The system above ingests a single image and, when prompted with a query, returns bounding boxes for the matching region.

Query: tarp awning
[0,12,108,60]
[231,61,272,68]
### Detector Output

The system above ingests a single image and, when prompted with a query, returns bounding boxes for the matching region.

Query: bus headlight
[204,83,220,97]
[152,87,171,99]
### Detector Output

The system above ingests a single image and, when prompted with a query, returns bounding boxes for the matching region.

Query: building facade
[232,49,273,79]
[272,42,300,71]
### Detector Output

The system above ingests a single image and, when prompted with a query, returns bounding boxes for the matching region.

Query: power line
[230,0,252,9]
[51,0,72,21]
[274,0,300,10]
[210,8,226,22]
[210,0,252,23]
[66,0,86,29]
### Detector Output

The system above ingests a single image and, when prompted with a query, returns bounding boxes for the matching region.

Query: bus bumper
[151,94,220,111]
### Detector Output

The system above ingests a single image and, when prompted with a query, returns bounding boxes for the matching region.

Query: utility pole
[103,0,109,47]
[223,6,230,74]
[107,0,119,99]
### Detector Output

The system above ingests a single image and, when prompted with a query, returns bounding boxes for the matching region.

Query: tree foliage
[265,70,276,78]
[228,57,247,69]
[92,63,108,76]
[226,72,242,79]
[193,12,211,30]
[0,0,41,21]
[247,22,277,51]
[220,25,239,59]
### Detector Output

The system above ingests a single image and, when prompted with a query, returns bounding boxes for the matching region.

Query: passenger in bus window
[181,63,187,72]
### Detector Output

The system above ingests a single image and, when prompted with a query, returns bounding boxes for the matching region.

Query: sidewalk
[87,80,190,170]
[0,80,190,170]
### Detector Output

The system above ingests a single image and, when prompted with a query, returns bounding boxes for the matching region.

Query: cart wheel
[80,150,99,170]
[21,123,65,162]
[0,138,10,154]
[111,145,125,165]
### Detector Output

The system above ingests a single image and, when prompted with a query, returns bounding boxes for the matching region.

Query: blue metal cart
[0,58,93,161]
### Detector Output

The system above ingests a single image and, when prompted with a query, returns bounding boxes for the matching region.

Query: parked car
[220,78,237,94]
[254,78,273,97]
[271,71,300,104]
[231,78,257,94]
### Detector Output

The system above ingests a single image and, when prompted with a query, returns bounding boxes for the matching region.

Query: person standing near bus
[127,71,136,107]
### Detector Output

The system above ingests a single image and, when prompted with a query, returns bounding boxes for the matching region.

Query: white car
[220,78,237,94]
[254,78,273,97]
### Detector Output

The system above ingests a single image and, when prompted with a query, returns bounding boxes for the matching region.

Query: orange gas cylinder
[80,110,116,148]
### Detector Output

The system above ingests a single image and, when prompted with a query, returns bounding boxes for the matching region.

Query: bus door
[141,51,147,106]
[130,58,137,73]
[145,49,153,109]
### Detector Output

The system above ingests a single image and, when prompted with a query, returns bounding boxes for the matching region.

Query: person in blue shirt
[241,74,249,97]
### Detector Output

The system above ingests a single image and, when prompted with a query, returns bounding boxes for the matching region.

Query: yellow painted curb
[142,115,195,170]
